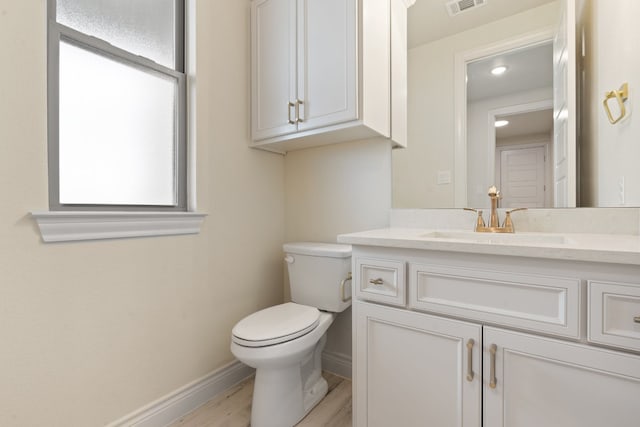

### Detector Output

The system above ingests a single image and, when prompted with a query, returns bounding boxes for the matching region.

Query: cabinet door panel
[409,263,582,339]
[354,301,481,427]
[251,0,297,140]
[296,0,357,131]
[484,327,640,427]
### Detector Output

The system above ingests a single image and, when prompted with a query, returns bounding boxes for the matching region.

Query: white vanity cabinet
[350,246,640,427]
[354,301,482,427]
[250,0,413,153]
[483,327,640,426]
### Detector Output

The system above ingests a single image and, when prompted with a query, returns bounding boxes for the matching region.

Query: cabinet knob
[369,278,384,285]
[634,316,640,324]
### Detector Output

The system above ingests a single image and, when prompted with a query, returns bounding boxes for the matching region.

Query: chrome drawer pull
[369,278,384,285]
[466,339,475,382]
[634,316,640,324]
[489,344,498,389]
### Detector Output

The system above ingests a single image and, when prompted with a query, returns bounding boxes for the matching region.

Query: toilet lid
[232,302,320,347]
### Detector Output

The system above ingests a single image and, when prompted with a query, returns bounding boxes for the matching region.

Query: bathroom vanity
[338,227,640,427]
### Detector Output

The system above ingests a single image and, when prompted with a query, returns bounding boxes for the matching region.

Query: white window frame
[33,0,204,242]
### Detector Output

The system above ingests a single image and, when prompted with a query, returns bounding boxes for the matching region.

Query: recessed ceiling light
[491,66,508,76]
[495,120,509,128]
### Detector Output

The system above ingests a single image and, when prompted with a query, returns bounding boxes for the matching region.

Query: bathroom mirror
[393,0,640,209]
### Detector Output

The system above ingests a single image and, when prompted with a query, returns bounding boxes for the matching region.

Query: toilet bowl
[230,242,352,427]
[231,305,335,427]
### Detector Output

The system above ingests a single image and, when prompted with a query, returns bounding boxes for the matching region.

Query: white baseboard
[107,352,348,427]
[322,350,352,379]
[107,360,254,427]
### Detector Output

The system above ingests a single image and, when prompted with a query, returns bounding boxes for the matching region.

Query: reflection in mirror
[393,0,560,209]
[494,109,554,208]
[580,0,640,207]
[466,43,554,208]
[393,0,640,209]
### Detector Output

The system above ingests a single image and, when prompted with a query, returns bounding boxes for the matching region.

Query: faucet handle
[502,208,527,232]
[464,208,486,231]
[506,207,528,214]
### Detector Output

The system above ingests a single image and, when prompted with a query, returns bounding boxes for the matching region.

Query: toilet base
[250,334,328,427]
[303,373,328,416]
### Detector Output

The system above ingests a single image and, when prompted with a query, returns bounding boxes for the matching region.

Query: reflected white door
[499,146,546,208]
[553,0,577,207]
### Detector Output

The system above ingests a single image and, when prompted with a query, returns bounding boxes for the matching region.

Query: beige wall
[284,138,392,357]
[0,1,285,426]
[393,2,559,208]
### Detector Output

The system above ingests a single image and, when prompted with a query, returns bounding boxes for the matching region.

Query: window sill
[30,211,206,243]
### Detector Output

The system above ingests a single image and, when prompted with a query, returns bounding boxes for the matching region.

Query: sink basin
[420,230,571,245]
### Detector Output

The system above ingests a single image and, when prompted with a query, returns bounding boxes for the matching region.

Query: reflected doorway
[494,108,554,208]
[464,40,554,208]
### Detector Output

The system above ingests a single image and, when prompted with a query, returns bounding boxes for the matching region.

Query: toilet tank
[283,242,352,313]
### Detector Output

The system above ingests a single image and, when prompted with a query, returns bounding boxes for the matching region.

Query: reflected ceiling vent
[445,0,487,17]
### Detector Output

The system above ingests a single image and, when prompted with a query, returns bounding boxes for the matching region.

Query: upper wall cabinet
[250,0,414,153]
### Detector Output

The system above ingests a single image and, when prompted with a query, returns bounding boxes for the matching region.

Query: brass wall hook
[603,82,629,125]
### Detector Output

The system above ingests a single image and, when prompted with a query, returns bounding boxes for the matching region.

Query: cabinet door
[296,0,357,132]
[354,301,481,427]
[251,0,297,140]
[484,327,640,427]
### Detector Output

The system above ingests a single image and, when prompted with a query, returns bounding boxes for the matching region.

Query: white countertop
[337,228,640,265]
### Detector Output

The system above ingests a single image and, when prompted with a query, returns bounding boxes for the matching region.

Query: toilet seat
[232,302,320,347]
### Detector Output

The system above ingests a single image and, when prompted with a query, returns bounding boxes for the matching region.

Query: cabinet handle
[287,102,295,125]
[489,344,497,389]
[634,316,640,324]
[369,278,384,285]
[466,338,475,382]
[295,99,304,123]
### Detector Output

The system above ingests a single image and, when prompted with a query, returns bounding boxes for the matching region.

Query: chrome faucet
[464,186,527,233]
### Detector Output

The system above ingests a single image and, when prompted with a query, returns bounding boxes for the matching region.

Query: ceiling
[407,0,556,147]
[496,109,553,140]
[408,0,557,48]
[466,42,553,102]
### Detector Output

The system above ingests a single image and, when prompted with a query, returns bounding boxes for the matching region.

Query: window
[34,0,204,242]
[48,0,186,210]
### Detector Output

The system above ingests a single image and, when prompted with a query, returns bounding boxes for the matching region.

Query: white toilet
[230,242,352,427]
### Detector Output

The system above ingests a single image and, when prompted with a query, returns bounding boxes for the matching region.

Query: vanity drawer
[589,281,640,352]
[355,257,406,306]
[409,263,582,339]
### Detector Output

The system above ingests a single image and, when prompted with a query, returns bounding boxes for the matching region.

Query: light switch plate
[437,170,451,185]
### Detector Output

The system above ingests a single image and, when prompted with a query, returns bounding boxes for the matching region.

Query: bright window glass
[56,0,177,68]
[58,41,177,206]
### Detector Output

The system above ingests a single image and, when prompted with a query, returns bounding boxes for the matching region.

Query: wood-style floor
[169,372,352,427]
